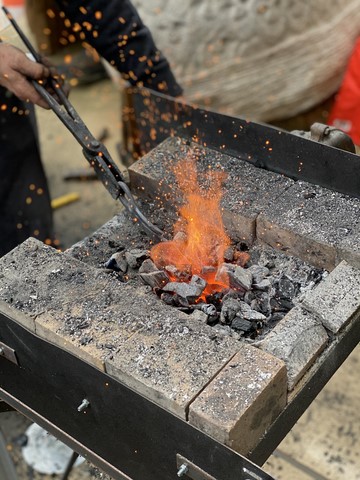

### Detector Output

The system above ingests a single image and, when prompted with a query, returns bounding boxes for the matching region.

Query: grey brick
[129,137,293,244]
[105,316,240,419]
[188,344,287,455]
[337,235,360,269]
[302,260,360,333]
[259,307,328,389]
[0,238,158,370]
[257,181,360,271]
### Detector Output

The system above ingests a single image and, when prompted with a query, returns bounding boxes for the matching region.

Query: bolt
[0,347,4,355]
[77,399,90,412]
[177,463,188,477]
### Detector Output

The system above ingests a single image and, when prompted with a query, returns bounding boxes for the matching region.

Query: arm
[0,43,51,108]
[54,0,183,96]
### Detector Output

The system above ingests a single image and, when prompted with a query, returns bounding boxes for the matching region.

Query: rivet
[90,140,100,150]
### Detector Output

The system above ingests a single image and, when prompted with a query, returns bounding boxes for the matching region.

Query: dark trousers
[0,87,53,257]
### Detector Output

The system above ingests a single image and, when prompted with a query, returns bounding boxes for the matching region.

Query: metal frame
[1,307,358,479]
[0,430,17,480]
[121,87,360,198]
[0,311,274,480]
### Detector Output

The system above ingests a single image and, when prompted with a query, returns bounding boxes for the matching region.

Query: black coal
[104,242,326,341]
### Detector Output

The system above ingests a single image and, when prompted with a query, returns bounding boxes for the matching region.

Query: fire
[150,156,230,298]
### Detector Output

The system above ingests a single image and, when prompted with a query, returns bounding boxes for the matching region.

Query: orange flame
[151,156,230,297]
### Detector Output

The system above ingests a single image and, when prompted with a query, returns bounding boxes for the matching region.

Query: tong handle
[2,5,165,242]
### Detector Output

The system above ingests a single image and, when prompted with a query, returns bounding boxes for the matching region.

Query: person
[54,0,182,97]
[0,40,56,256]
[0,0,182,256]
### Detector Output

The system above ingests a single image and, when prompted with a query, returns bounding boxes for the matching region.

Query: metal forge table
[1,89,360,480]
[0,301,359,480]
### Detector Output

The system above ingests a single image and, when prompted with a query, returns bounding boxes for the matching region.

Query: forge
[0,93,360,480]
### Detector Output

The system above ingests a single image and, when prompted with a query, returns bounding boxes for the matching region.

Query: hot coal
[238,301,267,321]
[165,264,192,281]
[160,291,177,306]
[138,258,157,273]
[162,275,206,303]
[194,303,217,317]
[136,248,325,338]
[205,290,227,312]
[139,270,169,289]
[248,265,270,284]
[215,263,252,291]
[275,273,300,300]
[220,296,243,324]
[104,239,326,340]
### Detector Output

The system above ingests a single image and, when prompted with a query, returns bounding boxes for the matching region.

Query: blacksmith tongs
[3,7,164,241]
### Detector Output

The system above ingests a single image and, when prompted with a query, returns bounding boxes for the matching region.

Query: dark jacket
[55,0,183,96]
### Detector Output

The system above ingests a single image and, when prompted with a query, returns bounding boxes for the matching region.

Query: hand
[0,43,51,109]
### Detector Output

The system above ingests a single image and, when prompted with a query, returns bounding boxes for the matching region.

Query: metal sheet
[123,87,360,198]
[0,312,274,480]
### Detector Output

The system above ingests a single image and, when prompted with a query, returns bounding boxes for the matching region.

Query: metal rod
[61,451,80,480]
[2,7,41,62]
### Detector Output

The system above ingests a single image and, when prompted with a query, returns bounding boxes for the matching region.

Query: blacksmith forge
[0,88,359,480]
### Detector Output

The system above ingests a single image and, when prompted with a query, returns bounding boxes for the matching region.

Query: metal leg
[0,401,15,413]
[0,430,18,480]
[60,450,80,480]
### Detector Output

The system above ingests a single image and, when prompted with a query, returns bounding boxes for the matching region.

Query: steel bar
[60,451,80,480]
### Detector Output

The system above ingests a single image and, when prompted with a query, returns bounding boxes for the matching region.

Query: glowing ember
[151,156,230,298]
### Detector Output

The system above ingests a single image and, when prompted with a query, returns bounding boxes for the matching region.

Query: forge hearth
[0,136,359,466]
[104,238,327,345]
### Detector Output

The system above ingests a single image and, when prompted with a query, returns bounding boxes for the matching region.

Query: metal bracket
[0,341,18,366]
[176,454,268,480]
[292,122,356,153]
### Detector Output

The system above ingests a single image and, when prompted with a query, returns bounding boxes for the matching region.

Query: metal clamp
[291,122,356,153]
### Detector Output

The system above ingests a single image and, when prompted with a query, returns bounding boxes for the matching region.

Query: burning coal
[150,156,232,298]
[104,155,325,340]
